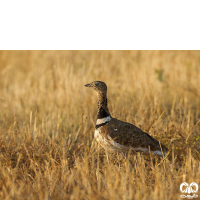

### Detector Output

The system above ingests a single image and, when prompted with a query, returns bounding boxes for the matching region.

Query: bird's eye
[95,83,99,86]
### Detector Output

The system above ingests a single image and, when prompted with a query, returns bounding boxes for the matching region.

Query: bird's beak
[84,83,92,87]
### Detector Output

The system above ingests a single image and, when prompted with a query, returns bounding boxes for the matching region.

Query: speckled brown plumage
[100,118,168,154]
[85,81,168,156]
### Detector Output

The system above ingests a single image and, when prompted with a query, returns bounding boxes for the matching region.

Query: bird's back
[96,118,168,156]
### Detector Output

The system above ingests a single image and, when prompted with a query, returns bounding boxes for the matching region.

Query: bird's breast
[94,128,127,152]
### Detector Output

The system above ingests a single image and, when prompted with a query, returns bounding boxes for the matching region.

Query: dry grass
[0,50,200,200]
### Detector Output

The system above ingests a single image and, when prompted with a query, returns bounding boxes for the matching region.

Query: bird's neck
[97,92,111,120]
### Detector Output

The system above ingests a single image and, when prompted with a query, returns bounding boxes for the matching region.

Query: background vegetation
[0,51,200,200]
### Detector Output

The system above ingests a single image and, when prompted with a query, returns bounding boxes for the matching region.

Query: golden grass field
[0,50,200,200]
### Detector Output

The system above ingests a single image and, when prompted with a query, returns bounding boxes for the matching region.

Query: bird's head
[85,81,107,93]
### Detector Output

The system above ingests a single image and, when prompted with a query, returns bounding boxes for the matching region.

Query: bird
[85,81,169,156]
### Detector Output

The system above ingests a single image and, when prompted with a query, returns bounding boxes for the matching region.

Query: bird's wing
[101,118,168,153]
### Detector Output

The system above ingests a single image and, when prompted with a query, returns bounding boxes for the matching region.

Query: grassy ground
[0,50,200,200]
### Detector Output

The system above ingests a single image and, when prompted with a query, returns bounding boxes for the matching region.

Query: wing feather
[101,118,168,153]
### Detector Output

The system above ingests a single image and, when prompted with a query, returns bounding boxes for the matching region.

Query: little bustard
[85,81,168,156]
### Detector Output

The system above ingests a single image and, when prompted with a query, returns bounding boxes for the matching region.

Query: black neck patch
[97,106,110,119]
[96,121,109,129]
